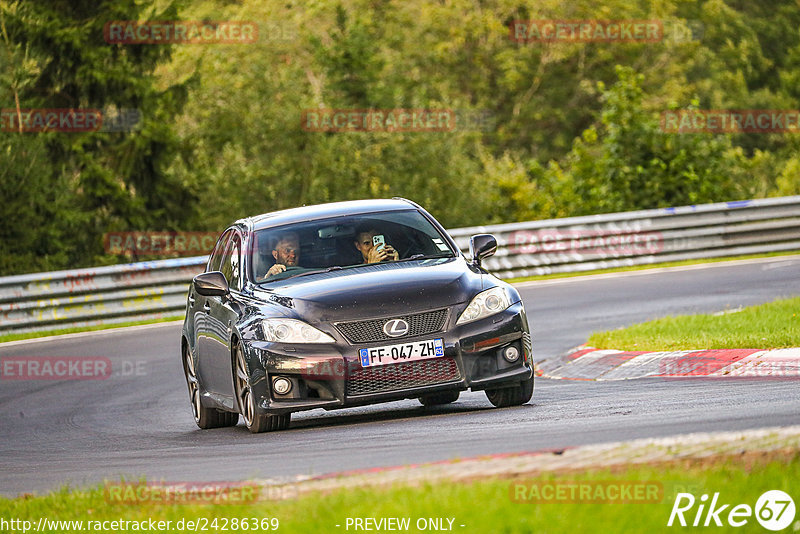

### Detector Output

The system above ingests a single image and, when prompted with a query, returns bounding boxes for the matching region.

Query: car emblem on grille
[383,318,409,337]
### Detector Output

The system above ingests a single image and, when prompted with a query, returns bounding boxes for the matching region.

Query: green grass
[587,297,800,351]
[0,316,183,344]
[506,250,800,283]
[1,453,797,533]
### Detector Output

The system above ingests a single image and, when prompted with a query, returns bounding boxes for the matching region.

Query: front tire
[233,343,291,433]
[183,345,238,429]
[485,376,534,408]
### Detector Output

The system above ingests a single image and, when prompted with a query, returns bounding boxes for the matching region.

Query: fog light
[503,345,520,363]
[273,377,292,395]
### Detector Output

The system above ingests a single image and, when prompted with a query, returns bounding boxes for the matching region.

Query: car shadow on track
[283,402,500,432]
[173,400,536,440]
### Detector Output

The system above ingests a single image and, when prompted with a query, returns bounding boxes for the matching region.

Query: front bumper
[245,302,532,415]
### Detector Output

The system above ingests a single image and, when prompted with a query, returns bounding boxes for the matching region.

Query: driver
[354,227,399,263]
[265,232,300,278]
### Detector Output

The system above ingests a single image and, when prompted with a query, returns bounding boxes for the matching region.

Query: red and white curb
[536,346,800,380]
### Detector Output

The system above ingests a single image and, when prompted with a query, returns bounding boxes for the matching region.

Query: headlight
[456,286,513,325]
[262,319,335,343]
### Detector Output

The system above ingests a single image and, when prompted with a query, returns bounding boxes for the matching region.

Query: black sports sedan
[181,199,533,433]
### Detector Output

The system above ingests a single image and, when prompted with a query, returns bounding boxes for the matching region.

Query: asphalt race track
[1,256,799,496]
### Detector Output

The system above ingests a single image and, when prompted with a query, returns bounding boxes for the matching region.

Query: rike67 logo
[668,490,795,530]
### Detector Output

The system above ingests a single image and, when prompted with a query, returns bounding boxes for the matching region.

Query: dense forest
[2,0,799,274]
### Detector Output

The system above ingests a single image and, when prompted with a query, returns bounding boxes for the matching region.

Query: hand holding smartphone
[372,234,385,252]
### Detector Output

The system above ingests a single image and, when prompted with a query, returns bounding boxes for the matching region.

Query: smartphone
[372,234,385,252]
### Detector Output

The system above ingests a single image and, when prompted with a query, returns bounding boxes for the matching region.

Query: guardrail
[450,195,800,278]
[2,196,799,334]
[0,258,204,334]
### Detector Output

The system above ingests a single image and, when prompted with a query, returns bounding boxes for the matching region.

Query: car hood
[251,257,483,322]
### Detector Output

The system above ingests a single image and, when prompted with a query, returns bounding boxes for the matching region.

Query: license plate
[359,338,444,368]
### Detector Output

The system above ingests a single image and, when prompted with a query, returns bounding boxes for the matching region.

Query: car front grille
[335,309,448,344]
[346,357,461,396]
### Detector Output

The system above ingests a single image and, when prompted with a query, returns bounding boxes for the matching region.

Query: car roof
[242,199,421,231]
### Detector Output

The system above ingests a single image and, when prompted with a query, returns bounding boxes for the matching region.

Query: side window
[220,234,242,291]
[208,230,231,273]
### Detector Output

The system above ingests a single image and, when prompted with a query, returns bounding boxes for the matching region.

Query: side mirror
[193,271,229,297]
[469,234,497,267]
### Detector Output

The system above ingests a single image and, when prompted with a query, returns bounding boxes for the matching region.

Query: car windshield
[251,209,456,283]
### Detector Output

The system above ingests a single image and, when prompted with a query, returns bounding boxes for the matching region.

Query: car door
[201,231,243,396]
[196,230,231,393]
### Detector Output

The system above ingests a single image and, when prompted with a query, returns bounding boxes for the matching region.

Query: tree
[0,0,195,274]
[558,66,746,215]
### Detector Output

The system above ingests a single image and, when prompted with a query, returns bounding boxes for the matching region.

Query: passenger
[354,227,399,263]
